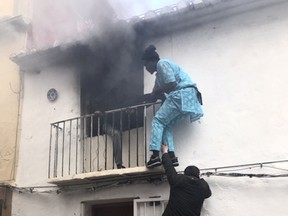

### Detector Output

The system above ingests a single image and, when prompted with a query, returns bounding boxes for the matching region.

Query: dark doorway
[0,187,12,216]
[91,201,133,216]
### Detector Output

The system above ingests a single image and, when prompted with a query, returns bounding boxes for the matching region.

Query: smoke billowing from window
[0,16,28,45]
[29,0,119,49]
[25,0,145,114]
[107,0,180,20]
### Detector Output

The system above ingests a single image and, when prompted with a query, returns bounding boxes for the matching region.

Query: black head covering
[184,165,200,178]
[142,44,160,61]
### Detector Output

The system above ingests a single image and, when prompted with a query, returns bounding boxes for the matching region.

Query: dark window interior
[91,201,133,216]
[80,41,144,115]
[89,107,145,136]
[76,24,145,136]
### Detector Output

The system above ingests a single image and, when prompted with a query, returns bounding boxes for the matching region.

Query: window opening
[91,202,133,216]
[134,197,168,216]
[83,198,136,216]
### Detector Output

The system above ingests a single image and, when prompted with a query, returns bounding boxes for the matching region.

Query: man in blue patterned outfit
[142,45,203,168]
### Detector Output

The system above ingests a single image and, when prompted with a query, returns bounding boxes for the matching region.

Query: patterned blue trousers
[149,88,203,152]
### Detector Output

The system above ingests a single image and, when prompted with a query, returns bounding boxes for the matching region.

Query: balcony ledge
[48,166,165,186]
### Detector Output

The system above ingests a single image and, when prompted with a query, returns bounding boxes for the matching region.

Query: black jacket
[162,154,211,216]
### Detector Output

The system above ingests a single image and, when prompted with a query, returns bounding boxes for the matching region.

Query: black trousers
[105,124,122,166]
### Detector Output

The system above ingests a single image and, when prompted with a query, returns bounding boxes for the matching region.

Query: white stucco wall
[144,0,288,215]
[16,65,80,186]
[145,0,288,168]
[12,0,288,215]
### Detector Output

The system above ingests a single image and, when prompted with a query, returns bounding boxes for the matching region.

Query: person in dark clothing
[92,83,144,169]
[161,144,211,216]
[94,111,125,169]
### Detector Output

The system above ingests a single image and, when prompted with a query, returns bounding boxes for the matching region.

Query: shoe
[117,164,126,169]
[146,156,161,168]
[171,157,179,167]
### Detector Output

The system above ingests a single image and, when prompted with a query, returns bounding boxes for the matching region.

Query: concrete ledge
[48,166,165,186]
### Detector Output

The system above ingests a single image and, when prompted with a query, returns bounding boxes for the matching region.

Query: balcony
[48,101,166,185]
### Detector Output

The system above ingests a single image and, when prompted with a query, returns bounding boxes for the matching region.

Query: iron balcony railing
[48,101,161,179]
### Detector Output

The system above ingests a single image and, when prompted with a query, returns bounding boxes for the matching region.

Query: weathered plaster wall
[0,23,25,182]
[144,0,288,215]
[145,0,288,169]
[12,0,288,216]
[0,0,32,18]
[0,1,14,16]
[16,65,80,186]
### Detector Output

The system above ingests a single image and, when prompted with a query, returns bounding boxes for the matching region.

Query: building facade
[0,0,30,215]
[8,0,288,216]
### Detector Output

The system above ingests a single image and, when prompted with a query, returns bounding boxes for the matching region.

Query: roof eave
[0,15,30,33]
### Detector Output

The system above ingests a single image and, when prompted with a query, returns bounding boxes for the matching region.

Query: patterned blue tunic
[149,59,203,152]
